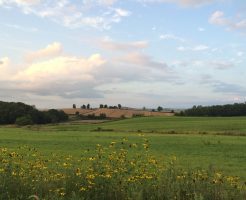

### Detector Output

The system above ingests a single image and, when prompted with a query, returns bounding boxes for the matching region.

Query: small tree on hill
[118,104,122,109]
[73,104,76,109]
[157,106,163,112]
[81,105,86,109]
[87,104,90,109]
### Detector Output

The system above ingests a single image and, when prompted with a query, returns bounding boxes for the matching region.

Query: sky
[0,0,246,109]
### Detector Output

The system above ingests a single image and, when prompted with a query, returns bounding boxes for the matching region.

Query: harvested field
[61,108,174,118]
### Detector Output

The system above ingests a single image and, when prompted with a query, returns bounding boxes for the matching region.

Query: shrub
[15,115,33,126]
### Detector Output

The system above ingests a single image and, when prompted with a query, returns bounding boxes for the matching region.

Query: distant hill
[62,108,174,118]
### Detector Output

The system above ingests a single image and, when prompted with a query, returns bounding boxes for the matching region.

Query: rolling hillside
[62,108,174,118]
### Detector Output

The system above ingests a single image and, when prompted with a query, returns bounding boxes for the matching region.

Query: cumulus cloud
[1,42,175,100]
[209,10,246,32]
[12,54,106,98]
[0,0,130,29]
[25,42,63,62]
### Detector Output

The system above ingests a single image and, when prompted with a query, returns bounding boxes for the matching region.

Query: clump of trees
[99,104,122,109]
[177,103,246,117]
[79,104,91,109]
[0,101,68,125]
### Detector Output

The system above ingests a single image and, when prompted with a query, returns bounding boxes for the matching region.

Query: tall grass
[0,137,245,199]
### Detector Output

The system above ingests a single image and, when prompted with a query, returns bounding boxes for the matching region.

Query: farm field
[1,116,246,177]
[1,116,246,199]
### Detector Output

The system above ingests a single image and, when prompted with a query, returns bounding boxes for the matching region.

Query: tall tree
[87,104,90,109]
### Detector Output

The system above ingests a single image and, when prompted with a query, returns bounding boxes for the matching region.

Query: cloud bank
[0,42,173,100]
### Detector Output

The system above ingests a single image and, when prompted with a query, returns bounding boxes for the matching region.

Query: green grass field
[0,116,246,180]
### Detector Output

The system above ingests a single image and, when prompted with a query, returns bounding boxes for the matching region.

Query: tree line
[177,103,246,117]
[0,101,68,125]
[72,104,122,109]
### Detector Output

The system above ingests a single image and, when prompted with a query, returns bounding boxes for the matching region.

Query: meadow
[0,116,246,199]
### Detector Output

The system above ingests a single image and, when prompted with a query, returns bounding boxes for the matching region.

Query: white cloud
[209,10,246,32]
[1,42,175,100]
[177,45,209,51]
[198,27,205,32]
[0,0,130,29]
[15,54,105,84]
[11,0,40,6]
[209,11,228,26]
[0,57,10,69]
[0,57,12,80]
[4,23,38,32]
[173,59,234,70]
[193,45,209,51]
[160,34,185,42]
[100,38,148,51]
[209,60,234,69]
[25,42,63,62]
[139,0,218,7]
[118,52,169,70]
[97,0,118,6]
[237,51,244,57]
[177,46,186,51]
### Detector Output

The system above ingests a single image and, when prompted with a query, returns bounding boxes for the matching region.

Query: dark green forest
[178,103,246,117]
[0,101,68,125]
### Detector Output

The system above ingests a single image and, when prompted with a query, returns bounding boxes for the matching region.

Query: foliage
[177,103,246,117]
[157,106,163,111]
[81,105,86,109]
[15,115,33,126]
[43,109,68,123]
[87,104,90,109]
[0,139,245,199]
[0,101,68,125]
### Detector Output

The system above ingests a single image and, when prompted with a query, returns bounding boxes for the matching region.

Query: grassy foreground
[0,116,246,199]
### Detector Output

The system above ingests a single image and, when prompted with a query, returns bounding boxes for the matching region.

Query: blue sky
[0,0,246,108]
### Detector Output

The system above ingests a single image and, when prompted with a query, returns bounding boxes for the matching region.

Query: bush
[15,115,33,126]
